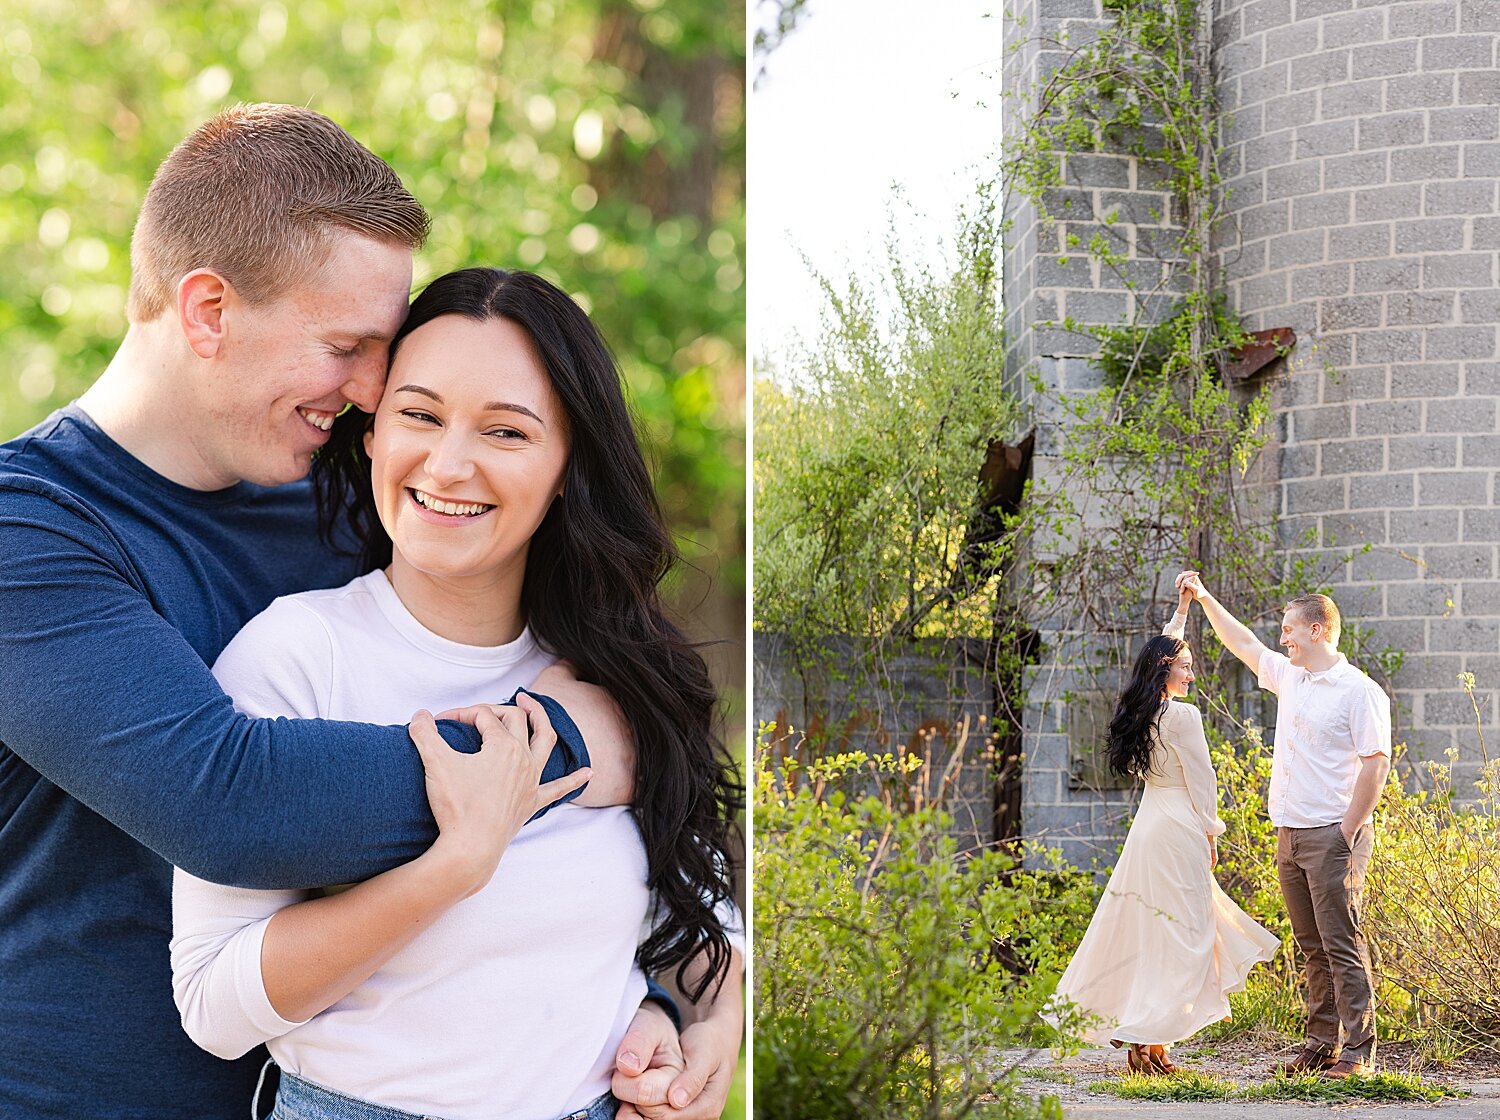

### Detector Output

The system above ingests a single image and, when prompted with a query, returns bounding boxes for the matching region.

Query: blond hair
[127,104,429,322]
[1285,593,1341,643]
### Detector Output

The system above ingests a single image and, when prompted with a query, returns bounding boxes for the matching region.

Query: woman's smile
[364,313,570,644]
[407,488,496,520]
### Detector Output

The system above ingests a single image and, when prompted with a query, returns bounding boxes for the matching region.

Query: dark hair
[315,267,738,999]
[1105,635,1187,779]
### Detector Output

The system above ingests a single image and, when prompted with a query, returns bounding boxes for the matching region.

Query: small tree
[755,191,1021,680]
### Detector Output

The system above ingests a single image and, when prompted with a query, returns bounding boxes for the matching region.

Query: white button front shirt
[1258,649,1393,828]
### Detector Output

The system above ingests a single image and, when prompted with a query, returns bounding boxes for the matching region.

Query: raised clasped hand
[1176,570,1206,601]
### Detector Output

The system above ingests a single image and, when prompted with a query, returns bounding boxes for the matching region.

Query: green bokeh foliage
[0,0,744,615]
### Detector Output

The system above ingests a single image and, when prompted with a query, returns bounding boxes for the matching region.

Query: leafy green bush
[1366,689,1500,1048]
[753,192,1018,652]
[754,740,1078,1120]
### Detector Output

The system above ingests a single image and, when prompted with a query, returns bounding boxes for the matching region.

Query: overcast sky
[750,0,1005,358]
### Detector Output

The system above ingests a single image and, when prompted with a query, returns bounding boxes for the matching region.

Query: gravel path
[987,1042,1500,1119]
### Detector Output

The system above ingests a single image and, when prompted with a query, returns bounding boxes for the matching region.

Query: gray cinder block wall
[1001,0,1195,865]
[1003,0,1500,863]
[1214,0,1500,789]
[752,635,998,848]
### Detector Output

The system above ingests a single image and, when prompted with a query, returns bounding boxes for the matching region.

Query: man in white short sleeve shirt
[1177,573,1391,1078]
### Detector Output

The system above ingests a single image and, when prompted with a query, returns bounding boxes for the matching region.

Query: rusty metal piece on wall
[1224,327,1296,381]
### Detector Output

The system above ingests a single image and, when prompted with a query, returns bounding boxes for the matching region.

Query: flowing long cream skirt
[1046,782,1280,1045]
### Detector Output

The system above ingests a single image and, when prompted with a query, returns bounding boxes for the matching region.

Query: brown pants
[1276,822,1376,1064]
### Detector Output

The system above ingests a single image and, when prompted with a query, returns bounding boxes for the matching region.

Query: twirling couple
[0,106,741,1120]
[1046,572,1392,1079]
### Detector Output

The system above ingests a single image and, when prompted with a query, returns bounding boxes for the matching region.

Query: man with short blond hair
[1176,572,1391,1078]
[0,105,730,1120]
[1283,593,1341,644]
[127,103,432,324]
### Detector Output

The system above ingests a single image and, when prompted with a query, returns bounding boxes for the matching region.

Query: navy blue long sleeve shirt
[0,407,587,1118]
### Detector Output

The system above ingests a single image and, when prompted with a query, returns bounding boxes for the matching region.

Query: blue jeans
[262,1065,619,1120]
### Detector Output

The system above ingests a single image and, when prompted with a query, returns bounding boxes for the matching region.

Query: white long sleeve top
[170,571,651,1120]
[1153,606,1226,838]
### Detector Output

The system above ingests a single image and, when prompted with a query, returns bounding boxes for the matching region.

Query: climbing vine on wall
[998,0,1375,726]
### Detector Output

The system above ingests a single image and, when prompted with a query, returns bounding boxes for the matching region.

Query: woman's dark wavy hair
[1105,634,1187,779]
[314,267,739,1000]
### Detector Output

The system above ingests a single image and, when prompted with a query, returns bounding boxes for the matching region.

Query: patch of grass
[1088,1068,1464,1105]
[1196,975,1302,1046]
[1245,1070,1463,1103]
[1088,1071,1237,1101]
[1413,1020,1486,1069]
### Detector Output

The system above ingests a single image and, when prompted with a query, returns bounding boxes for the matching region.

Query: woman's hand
[241,697,591,1027]
[1178,582,1195,613]
[409,697,591,896]
[615,948,745,1120]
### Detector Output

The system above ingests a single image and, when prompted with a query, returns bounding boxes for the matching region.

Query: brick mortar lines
[1214,0,1500,774]
[1003,2,1500,847]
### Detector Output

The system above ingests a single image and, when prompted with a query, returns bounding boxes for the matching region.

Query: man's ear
[177,269,232,359]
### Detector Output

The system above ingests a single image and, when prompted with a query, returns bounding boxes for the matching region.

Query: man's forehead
[289,281,408,337]
[296,233,413,328]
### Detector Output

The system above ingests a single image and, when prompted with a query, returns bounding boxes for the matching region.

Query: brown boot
[1323,1059,1372,1079]
[1269,1047,1337,1076]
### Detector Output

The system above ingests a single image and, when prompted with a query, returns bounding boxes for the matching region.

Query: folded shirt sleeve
[1350,678,1394,758]
[1257,646,1291,695]
[169,869,313,1059]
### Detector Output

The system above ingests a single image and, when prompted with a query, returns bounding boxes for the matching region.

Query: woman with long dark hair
[169,268,739,1120]
[1043,585,1277,1075]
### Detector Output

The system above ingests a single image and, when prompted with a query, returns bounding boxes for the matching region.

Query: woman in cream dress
[1046,587,1279,1073]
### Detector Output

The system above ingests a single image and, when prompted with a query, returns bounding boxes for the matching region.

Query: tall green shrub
[754,192,1020,654]
[1367,677,1500,1045]
[754,744,1078,1120]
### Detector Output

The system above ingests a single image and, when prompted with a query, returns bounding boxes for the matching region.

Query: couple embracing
[0,106,741,1120]
[1047,572,1392,1078]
